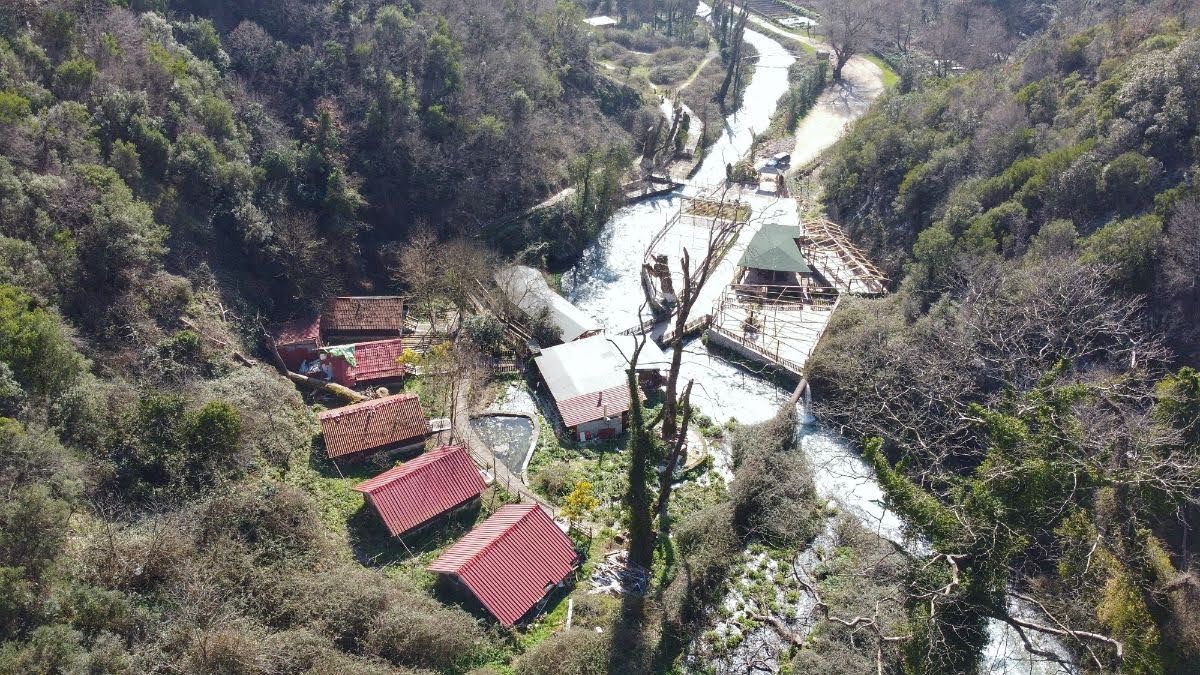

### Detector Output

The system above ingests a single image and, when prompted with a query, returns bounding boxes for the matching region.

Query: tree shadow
[608,591,653,675]
[601,534,695,675]
[347,497,487,569]
[306,439,421,482]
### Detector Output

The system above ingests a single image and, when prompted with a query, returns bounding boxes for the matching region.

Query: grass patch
[285,436,523,590]
[527,415,630,525]
[865,53,900,88]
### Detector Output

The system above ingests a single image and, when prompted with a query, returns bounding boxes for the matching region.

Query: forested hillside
[811,7,1200,672]
[5,0,1200,672]
[0,0,643,672]
[2,0,642,320]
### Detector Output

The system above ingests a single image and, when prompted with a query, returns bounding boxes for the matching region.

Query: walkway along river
[564,6,1075,673]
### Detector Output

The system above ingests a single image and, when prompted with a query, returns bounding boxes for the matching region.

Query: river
[565,9,1073,674]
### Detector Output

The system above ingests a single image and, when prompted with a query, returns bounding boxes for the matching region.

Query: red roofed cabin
[428,504,579,625]
[318,393,430,461]
[319,338,407,389]
[354,445,487,537]
[320,296,407,344]
[273,315,322,371]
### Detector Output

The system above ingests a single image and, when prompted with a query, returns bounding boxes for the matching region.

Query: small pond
[470,414,536,477]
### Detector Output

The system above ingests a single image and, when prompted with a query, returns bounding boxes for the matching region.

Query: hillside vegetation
[812,10,1200,673]
[0,0,647,671]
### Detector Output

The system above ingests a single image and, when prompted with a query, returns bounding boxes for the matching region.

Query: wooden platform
[798,220,887,296]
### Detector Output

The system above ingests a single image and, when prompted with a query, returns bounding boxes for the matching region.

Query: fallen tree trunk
[265,335,368,404]
[283,370,368,404]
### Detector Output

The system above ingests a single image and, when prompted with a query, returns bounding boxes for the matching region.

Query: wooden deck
[640,196,749,315]
[708,289,837,380]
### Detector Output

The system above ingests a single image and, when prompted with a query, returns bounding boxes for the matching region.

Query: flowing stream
[564,10,1073,673]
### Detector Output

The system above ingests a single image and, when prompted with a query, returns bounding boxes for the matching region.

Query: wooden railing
[659,314,712,345]
[729,283,839,308]
[707,323,806,378]
[618,317,661,337]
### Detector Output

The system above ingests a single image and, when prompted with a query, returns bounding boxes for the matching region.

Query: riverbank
[560,6,1075,673]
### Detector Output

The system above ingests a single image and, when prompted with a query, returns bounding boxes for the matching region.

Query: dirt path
[736,12,886,167]
[677,49,719,92]
[788,55,884,167]
[453,379,557,513]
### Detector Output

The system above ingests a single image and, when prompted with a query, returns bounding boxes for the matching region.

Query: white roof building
[584,15,619,27]
[533,335,667,430]
[495,266,601,343]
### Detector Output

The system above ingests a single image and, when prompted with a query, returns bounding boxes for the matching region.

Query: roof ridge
[325,391,416,414]
[356,445,459,493]
[458,504,540,573]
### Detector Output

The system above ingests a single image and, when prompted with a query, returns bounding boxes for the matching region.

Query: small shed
[318,338,407,389]
[605,334,670,388]
[583,15,618,27]
[428,504,578,625]
[494,266,600,344]
[736,224,816,290]
[533,335,665,442]
[320,296,406,343]
[318,393,430,461]
[273,315,322,371]
[354,445,487,537]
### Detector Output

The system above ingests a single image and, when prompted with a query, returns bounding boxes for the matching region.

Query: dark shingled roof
[318,393,429,458]
[320,296,406,334]
[737,224,811,274]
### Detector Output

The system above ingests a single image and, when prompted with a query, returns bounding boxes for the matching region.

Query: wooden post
[566,598,574,630]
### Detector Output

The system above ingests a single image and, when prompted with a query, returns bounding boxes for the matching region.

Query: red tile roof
[318,393,429,459]
[321,296,405,334]
[554,384,631,428]
[351,339,408,382]
[354,446,487,536]
[274,315,321,346]
[428,504,578,625]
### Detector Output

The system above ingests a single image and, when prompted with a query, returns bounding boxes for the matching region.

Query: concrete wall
[573,416,624,442]
[706,325,803,379]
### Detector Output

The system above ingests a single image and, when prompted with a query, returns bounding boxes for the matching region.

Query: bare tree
[817,0,883,81]
[391,227,445,328]
[881,0,921,55]
[716,1,750,109]
[812,257,1164,472]
[1156,198,1200,361]
[920,1,1010,75]
[661,190,743,439]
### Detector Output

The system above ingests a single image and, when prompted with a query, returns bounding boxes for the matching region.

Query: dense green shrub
[364,593,491,671]
[517,628,610,675]
[51,57,96,99]
[462,314,507,356]
[0,285,87,400]
[531,460,577,500]
[728,410,822,546]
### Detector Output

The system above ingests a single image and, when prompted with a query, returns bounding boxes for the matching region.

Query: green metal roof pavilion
[736,224,811,274]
